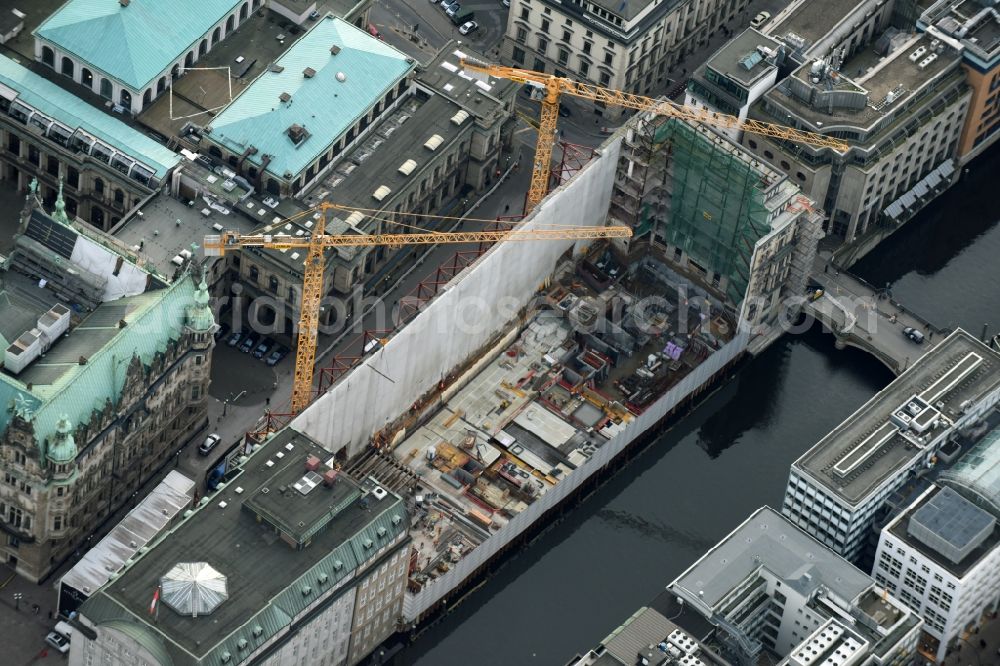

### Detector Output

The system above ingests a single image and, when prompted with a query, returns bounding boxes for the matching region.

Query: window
[53,515,63,531]
[114,189,125,205]
[520,7,529,20]
[604,52,613,65]
[269,276,279,293]
[191,385,201,400]
[541,19,549,32]
[195,355,204,366]
[582,41,591,55]
[537,37,548,54]
[562,30,572,42]
[516,27,527,43]
[558,48,569,66]
[579,61,590,78]
[599,71,610,86]
[512,47,525,64]
[28,144,39,166]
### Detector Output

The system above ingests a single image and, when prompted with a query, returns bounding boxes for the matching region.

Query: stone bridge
[803,258,948,375]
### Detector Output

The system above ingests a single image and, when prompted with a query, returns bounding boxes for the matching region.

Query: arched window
[157,76,166,94]
[61,57,74,78]
[142,89,152,107]
[239,3,248,21]
[119,89,132,111]
[114,189,125,205]
[41,46,54,67]
[267,179,279,195]
[185,51,194,68]
[100,78,113,99]
[81,68,93,88]
[199,39,208,57]
[94,178,104,195]
[225,15,235,34]
[212,27,222,45]
[208,145,222,159]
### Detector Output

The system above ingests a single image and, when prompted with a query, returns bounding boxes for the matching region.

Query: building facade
[70,428,410,666]
[873,484,1000,663]
[0,194,214,582]
[501,0,750,118]
[918,0,1000,164]
[782,330,1000,565]
[34,0,263,115]
[0,55,179,231]
[609,115,820,343]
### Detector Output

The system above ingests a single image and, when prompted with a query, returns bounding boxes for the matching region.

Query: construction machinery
[459,59,850,213]
[205,202,632,413]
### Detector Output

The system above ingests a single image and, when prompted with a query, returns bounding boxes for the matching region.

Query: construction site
[283,105,829,622]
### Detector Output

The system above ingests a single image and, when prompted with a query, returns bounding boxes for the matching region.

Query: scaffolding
[638,120,772,306]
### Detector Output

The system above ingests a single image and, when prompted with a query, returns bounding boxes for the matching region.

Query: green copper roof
[46,415,78,463]
[0,55,179,178]
[34,0,243,91]
[185,277,215,333]
[207,16,414,182]
[0,274,199,451]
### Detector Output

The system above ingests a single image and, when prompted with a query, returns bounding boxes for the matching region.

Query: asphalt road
[370,0,508,60]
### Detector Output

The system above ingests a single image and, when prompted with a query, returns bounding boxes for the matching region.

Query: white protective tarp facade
[293,138,624,458]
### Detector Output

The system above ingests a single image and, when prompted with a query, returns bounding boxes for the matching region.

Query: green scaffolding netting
[644,120,771,305]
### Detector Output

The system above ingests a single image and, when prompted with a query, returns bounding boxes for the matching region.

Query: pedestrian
[504,204,510,213]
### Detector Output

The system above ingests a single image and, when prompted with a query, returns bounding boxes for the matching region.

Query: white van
[45,620,73,653]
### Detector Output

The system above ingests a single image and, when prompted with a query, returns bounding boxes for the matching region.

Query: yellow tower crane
[459,59,850,213]
[204,202,632,413]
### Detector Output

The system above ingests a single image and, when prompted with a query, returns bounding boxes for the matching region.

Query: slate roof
[34,0,243,91]
[206,15,414,182]
[0,55,179,178]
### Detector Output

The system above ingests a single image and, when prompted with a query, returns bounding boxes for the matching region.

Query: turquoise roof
[0,55,179,178]
[34,0,242,91]
[0,275,198,450]
[46,415,78,464]
[207,16,414,181]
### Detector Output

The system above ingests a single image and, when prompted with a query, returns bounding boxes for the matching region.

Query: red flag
[149,586,160,615]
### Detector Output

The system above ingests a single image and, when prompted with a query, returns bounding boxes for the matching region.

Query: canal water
[397,145,999,666]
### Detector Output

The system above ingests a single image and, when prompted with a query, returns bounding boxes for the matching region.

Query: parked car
[45,622,73,654]
[239,331,260,353]
[502,0,510,6]
[199,433,222,456]
[227,328,244,347]
[266,345,289,366]
[308,10,320,19]
[446,3,461,17]
[459,20,478,35]
[440,0,458,9]
[253,339,273,359]
[902,326,925,344]
[751,11,771,28]
[262,195,279,209]
[214,322,230,341]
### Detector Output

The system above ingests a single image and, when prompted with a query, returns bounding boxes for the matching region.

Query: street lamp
[13,592,22,611]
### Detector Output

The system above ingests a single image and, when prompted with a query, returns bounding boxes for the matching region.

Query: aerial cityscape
[0,0,996,665]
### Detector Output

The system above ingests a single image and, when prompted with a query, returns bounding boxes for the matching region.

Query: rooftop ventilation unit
[908,46,928,62]
[371,486,388,500]
[268,63,284,73]
[398,159,417,175]
[303,67,316,78]
[344,210,365,227]
[287,124,308,145]
[918,53,938,70]
[372,185,391,201]
[120,0,130,6]
[330,45,341,55]
[450,109,470,125]
[279,92,292,103]
[424,134,444,151]
[305,455,321,471]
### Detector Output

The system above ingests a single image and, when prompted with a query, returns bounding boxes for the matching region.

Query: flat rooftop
[770,0,866,45]
[889,485,1000,578]
[206,15,415,181]
[772,33,961,131]
[704,28,780,88]
[79,428,406,664]
[671,507,872,612]
[34,0,243,91]
[795,329,1000,506]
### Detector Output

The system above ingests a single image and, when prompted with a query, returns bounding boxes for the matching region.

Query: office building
[669,506,921,666]
[872,422,1000,662]
[918,0,1000,164]
[34,0,264,115]
[0,191,214,582]
[744,25,969,244]
[782,329,1000,564]
[69,428,410,666]
[501,0,751,119]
